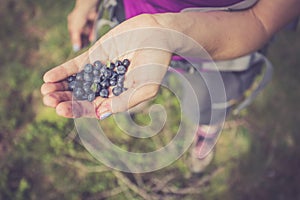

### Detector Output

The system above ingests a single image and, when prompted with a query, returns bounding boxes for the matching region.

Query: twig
[117,177,137,200]
[133,173,146,189]
[161,166,225,196]
[112,170,159,200]
[162,185,205,195]
[151,174,176,192]
[53,157,110,174]
[86,187,125,200]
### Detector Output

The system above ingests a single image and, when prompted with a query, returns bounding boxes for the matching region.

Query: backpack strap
[208,52,273,114]
[202,54,253,71]
[181,0,258,12]
[232,52,273,114]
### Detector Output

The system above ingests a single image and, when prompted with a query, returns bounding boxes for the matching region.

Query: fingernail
[97,106,109,115]
[72,44,80,52]
[99,112,112,120]
[97,101,111,114]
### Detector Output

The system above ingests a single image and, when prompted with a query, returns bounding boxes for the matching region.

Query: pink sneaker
[188,125,221,173]
[193,125,220,159]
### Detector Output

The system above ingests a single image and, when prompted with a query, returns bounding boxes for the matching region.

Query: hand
[68,0,99,51]
[41,14,172,119]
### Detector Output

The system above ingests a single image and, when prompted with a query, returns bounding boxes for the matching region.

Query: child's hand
[67,0,99,51]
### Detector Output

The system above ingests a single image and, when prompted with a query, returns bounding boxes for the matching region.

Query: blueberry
[100,79,110,88]
[116,81,124,88]
[68,81,76,91]
[69,59,130,100]
[93,60,102,70]
[71,80,83,90]
[87,92,96,102]
[112,86,123,96]
[93,76,101,83]
[81,94,88,101]
[76,72,84,81]
[75,93,87,101]
[83,82,92,93]
[115,60,122,67]
[84,63,93,73]
[83,81,92,87]
[108,62,115,70]
[117,65,127,75]
[74,87,85,99]
[83,72,93,82]
[93,69,100,76]
[103,68,112,79]
[67,75,76,83]
[122,59,130,67]
[99,67,107,76]
[111,71,118,79]
[99,88,109,98]
[117,74,125,83]
[109,78,117,86]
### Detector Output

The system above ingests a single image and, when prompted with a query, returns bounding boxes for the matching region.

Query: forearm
[152,0,300,60]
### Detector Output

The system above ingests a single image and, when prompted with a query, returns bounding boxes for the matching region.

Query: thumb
[95,84,159,120]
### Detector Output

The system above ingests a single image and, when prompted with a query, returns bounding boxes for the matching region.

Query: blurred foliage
[0,119,124,200]
[0,0,299,199]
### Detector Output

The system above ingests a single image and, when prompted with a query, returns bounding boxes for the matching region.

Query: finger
[93,62,168,118]
[68,13,85,49]
[55,94,112,118]
[43,51,88,83]
[89,24,96,43]
[56,100,97,118]
[87,9,98,21]
[43,91,72,108]
[87,11,98,42]
[70,31,82,52]
[95,83,160,119]
[41,81,68,95]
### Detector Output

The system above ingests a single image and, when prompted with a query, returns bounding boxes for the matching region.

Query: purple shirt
[122,0,246,61]
[123,0,245,19]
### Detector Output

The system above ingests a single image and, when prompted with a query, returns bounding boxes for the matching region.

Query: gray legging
[165,60,262,125]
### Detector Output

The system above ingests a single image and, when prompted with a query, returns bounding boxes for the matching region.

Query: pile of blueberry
[66,59,130,102]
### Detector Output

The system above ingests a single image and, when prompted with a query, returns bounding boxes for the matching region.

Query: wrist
[152,13,212,60]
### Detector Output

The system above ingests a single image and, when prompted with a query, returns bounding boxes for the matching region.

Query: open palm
[41,15,172,118]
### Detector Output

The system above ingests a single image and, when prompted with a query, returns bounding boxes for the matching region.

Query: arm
[152,0,300,60]
[41,0,300,118]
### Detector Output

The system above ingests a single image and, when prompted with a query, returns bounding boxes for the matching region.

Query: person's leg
[180,70,229,159]
[170,60,262,172]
